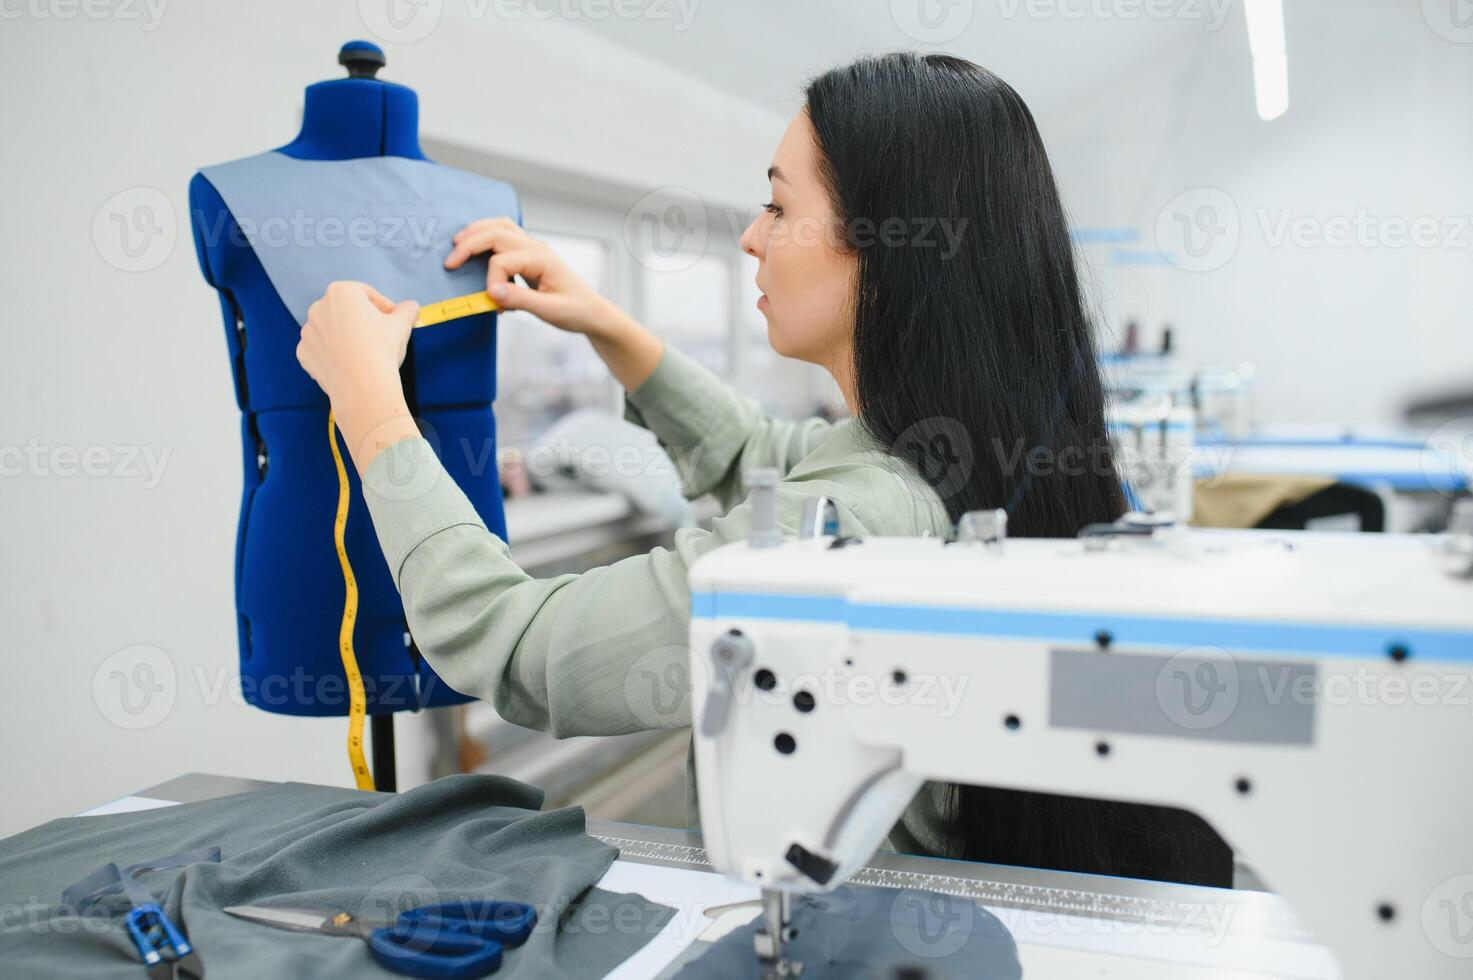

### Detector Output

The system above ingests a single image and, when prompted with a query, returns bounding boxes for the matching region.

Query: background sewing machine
[1108,398,1198,522]
[689,511,1473,978]
[1105,353,1471,532]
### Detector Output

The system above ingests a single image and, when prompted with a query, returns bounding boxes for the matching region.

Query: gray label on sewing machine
[1049,648,1316,744]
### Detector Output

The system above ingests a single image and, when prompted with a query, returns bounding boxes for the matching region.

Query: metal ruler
[591,833,1318,944]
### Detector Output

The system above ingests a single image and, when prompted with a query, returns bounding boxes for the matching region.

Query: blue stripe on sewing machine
[691,591,1473,662]
[1107,420,1193,433]
[1198,434,1430,451]
[1190,440,1470,494]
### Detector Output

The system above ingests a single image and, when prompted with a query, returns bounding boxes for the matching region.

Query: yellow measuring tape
[412,289,499,328]
[326,411,373,789]
[325,290,499,790]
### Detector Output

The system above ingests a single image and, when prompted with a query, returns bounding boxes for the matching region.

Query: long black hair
[805,53,1230,885]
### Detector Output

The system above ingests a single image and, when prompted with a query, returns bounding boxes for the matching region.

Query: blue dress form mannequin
[190,43,510,784]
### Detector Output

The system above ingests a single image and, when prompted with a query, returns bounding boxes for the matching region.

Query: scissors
[224,899,537,979]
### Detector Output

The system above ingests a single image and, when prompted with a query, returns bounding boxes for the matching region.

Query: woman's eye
[762,201,782,217]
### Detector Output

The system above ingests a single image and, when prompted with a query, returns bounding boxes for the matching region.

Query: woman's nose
[740,212,764,259]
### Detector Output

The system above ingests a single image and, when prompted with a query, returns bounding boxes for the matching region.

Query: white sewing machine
[688,505,1473,978]
[1103,354,1257,442]
[1108,398,1197,521]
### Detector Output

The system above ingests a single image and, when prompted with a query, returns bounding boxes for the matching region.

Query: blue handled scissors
[224,899,537,979]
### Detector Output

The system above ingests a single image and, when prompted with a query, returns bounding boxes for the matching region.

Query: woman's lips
[756,294,770,311]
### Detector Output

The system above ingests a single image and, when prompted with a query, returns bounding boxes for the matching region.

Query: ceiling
[563,0,1237,124]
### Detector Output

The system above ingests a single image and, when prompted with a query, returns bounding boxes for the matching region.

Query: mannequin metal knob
[339,40,386,80]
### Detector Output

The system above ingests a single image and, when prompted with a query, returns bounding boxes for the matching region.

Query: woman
[297,52,1230,886]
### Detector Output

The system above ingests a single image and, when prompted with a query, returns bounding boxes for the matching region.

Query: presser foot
[754,888,802,978]
[756,946,803,980]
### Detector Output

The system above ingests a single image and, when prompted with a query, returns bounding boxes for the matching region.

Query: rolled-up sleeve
[623,345,833,509]
[362,434,860,738]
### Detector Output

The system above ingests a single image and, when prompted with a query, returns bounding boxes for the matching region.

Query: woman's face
[740,111,857,375]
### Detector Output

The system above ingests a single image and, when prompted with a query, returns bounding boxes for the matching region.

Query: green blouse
[362,343,959,857]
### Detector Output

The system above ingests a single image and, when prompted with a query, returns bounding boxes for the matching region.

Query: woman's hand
[297,281,421,471]
[298,281,418,404]
[445,218,665,391]
[445,218,619,339]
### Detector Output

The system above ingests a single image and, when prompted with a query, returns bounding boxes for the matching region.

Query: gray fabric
[198,152,519,321]
[62,846,220,913]
[0,775,673,979]
[674,886,1021,979]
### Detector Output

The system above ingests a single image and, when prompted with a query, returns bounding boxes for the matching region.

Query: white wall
[1046,1,1473,427]
[0,2,785,838]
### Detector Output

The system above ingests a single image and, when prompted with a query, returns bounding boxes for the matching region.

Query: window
[494,231,613,448]
[641,254,731,375]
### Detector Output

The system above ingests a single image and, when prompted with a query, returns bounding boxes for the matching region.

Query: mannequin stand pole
[371,714,396,792]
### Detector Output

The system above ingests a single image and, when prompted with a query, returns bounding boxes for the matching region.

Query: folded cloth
[0,774,673,979]
[1192,474,1334,528]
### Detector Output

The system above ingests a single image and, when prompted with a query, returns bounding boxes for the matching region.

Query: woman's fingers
[445,220,525,269]
[361,283,399,314]
[489,281,566,323]
[388,298,420,329]
[451,216,523,246]
[462,217,524,242]
[486,246,548,293]
[388,299,419,359]
[316,280,386,316]
[439,225,610,335]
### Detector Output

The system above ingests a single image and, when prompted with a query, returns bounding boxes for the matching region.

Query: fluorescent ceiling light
[1244,0,1288,121]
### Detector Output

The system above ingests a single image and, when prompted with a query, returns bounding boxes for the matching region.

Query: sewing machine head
[1108,399,1196,520]
[688,521,1473,978]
